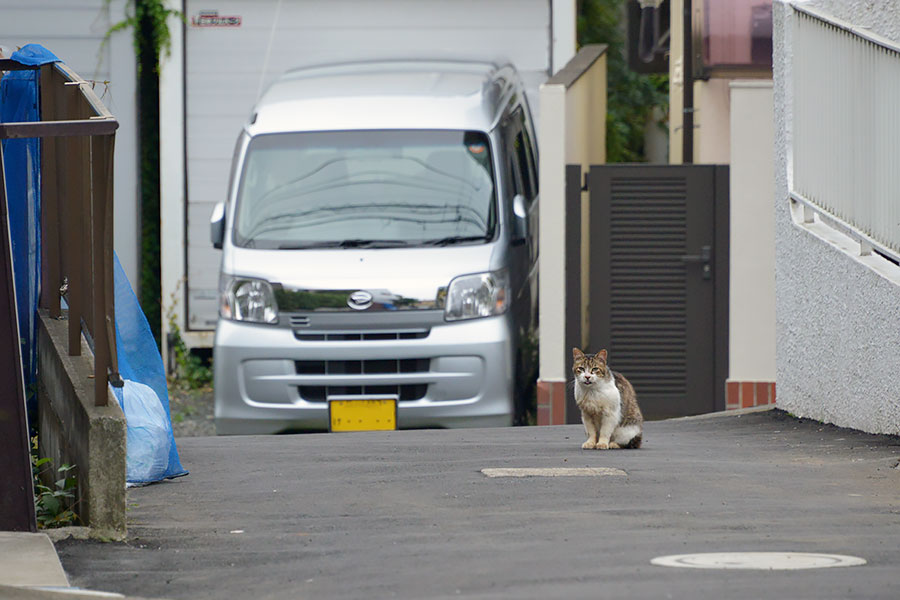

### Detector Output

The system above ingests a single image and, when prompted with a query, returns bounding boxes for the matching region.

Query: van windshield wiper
[277,239,410,249]
[338,239,410,248]
[422,234,491,247]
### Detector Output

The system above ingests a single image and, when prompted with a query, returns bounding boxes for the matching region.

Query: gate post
[563,165,584,424]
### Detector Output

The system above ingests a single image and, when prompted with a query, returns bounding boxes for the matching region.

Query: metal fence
[791,5,900,260]
[0,60,120,407]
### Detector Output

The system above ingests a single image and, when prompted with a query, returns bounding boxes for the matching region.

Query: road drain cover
[481,467,626,478]
[651,552,866,570]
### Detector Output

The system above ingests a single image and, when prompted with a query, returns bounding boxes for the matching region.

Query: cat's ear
[572,348,584,360]
[597,349,608,362]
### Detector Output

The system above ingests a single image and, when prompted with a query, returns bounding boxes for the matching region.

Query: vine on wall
[106,1,182,345]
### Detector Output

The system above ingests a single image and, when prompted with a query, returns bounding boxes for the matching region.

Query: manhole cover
[651,552,866,570]
[481,467,626,478]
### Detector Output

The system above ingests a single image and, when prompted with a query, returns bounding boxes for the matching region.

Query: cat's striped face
[572,348,609,385]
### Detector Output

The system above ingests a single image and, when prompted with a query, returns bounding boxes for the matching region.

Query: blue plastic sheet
[0,45,59,401]
[111,254,187,483]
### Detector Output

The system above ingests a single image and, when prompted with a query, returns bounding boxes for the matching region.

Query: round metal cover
[348,290,373,310]
[651,552,866,570]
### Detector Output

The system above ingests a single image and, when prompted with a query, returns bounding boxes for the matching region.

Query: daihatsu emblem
[348,290,373,310]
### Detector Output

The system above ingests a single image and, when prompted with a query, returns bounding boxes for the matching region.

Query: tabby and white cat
[572,348,643,450]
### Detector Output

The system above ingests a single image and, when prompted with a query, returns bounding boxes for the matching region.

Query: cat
[572,347,643,450]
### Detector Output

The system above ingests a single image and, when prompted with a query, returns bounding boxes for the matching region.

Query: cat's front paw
[596,440,609,450]
[582,440,597,449]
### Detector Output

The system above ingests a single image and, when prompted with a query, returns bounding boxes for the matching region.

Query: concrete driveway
[55,409,900,599]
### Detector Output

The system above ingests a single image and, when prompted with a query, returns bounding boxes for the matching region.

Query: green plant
[31,437,80,529]
[166,284,213,390]
[578,0,669,162]
[167,315,212,390]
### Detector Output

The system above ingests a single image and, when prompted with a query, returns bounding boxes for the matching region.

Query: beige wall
[669,0,685,163]
[669,0,731,165]
[729,81,776,382]
[538,51,607,382]
[694,79,731,164]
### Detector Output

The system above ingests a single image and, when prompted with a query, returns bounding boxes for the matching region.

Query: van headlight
[444,270,509,321]
[221,277,278,324]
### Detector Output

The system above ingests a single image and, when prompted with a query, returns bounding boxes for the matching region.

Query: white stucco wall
[774,0,900,434]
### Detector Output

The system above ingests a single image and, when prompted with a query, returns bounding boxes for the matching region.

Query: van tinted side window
[510,107,537,202]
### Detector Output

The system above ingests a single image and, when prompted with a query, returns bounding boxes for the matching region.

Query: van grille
[294,329,429,342]
[290,316,310,328]
[296,358,429,403]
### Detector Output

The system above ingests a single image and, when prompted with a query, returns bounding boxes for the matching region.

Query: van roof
[247,60,522,135]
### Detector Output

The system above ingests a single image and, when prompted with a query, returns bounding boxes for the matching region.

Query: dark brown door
[587,165,728,419]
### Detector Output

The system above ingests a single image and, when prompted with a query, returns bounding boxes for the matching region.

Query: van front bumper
[213,312,514,434]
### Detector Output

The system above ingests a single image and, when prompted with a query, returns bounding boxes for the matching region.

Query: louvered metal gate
[572,164,729,420]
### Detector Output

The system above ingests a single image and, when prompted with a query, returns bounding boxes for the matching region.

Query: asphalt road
[56,409,900,600]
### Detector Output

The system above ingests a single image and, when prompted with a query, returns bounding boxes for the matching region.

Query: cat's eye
[591,368,599,374]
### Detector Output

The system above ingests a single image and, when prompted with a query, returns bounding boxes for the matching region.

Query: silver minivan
[210,60,539,434]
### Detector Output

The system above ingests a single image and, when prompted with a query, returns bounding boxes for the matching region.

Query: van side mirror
[210,202,226,249]
[512,194,528,244]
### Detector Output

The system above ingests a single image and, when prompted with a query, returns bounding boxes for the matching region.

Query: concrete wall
[537,46,606,425]
[37,312,126,538]
[727,81,776,407]
[774,0,900,434]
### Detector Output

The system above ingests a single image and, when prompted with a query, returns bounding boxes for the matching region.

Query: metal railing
[0,60,120,406]
[791,5,900,261]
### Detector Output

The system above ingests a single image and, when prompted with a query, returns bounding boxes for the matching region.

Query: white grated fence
[792,5,900,257]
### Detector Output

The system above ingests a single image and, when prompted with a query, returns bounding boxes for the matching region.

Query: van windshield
[233,130,496,249]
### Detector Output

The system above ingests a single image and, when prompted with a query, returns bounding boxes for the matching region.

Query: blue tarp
[111,254,187,483]
[0,44,59,400]
[1,44,185,483]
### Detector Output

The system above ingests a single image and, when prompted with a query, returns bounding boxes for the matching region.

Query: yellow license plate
[329,398,397,432]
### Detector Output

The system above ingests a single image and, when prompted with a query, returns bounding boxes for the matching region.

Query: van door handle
[681,245,712,280]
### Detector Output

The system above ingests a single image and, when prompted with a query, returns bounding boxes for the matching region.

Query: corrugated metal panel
[608,178,687,397]
[792,8,900,255]
[183,0,552,332]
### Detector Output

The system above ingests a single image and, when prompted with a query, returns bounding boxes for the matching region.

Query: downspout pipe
[682,0,694,163]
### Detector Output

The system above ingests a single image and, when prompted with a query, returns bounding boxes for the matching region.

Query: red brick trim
[537,380,567,425]
[726,380,777,410]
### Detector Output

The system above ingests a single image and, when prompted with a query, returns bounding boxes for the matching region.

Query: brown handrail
[0,60,120,406]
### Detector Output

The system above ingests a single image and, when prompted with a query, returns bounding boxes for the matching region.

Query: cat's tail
[621,434,642,449]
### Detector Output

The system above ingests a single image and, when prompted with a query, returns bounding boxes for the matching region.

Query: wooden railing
[0,60,120,406]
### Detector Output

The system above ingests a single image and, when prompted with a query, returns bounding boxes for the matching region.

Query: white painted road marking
[651,552,867,570]
[481,467,627,478]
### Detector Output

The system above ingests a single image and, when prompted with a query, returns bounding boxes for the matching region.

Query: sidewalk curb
[0,532,68,588]
[665,405,777,421]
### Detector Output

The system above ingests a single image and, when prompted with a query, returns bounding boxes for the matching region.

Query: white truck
[159,0,576,355]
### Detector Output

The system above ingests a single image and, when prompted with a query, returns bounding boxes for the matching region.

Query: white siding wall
[174,0,553,336]
[0,0,140,290]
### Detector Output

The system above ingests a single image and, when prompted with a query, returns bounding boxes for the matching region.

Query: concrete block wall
[37,311,126,538]
[773,0,900,435]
